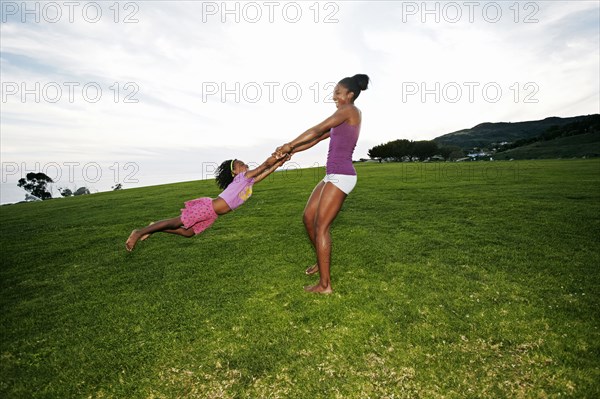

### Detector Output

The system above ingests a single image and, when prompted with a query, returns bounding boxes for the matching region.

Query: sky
[1,0,599,204]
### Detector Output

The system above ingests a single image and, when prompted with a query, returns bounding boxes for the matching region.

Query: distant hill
[495,132,600,160]
[433,115,598,150]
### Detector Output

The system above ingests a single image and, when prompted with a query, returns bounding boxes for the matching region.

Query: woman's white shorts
[323,174,357,195]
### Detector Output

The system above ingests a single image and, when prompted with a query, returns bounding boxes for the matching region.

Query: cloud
[1,1,598,203]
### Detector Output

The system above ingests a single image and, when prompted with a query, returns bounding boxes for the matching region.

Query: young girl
[125,153,289,251]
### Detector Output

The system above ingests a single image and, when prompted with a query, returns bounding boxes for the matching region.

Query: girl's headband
[230,159,236,177]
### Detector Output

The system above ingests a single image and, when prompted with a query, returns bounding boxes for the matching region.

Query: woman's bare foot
[140,222,155,241]
[305,264,318,275]
[126,230,142,252]
[304,284,333,294]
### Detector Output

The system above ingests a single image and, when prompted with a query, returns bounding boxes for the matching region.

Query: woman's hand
[273,143,293,159]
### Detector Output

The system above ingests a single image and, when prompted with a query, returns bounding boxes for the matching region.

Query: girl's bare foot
[305,264,318,275]
[140,222,155,241]
[304,284,333,294]
[125,230,142,252]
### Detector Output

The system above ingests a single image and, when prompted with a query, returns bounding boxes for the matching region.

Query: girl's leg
[305,183,347,294]
[303,180,326,274]
[140,222,155,241]
[126,216,186,251]
[141,222,195,241]
[161,227,195,237]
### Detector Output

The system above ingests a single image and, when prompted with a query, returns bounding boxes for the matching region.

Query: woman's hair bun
[338,73,370,101]
[352,74,370,91]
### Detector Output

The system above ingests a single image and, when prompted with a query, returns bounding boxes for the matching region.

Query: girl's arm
[276,105,354,155]
[246,154,290,183]
[251,154,290,184]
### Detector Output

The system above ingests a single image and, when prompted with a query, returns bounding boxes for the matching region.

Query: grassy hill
[1,161,599,398]
[433,114,598,150]
[495,131,600,160]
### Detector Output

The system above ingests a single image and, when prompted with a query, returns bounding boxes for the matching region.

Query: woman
[275,74,370,294]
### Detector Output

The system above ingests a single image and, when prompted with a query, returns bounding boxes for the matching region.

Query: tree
[74,187,90,196]
[59,188,73,197]
[412,140,439,160]
[24,194,41,202]
[368,139,413,160]
[439,145,464,160]
[17,172,53,200]
[368,139,441,161]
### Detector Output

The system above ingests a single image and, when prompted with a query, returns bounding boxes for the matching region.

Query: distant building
[467,151,491,160]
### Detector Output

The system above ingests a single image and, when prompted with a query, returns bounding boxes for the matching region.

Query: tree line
[368,139,463,161]
[16,172,123,202]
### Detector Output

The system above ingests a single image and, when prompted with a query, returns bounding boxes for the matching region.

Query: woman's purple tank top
[326,121,360,175]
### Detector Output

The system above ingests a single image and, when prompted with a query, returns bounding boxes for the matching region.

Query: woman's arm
[276,105,354,156]
[289,130,331,154]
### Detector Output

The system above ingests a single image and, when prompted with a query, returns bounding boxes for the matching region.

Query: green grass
[1,159,599,398]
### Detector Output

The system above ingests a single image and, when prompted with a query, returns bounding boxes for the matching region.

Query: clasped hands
[273,143,293,160]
